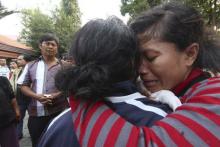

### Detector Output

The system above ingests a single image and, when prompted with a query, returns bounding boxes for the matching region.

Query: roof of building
[0,35,32,50]
[0,35,34,58]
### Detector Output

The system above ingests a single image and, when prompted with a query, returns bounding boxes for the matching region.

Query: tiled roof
[0,43,33,55]
[0,35,32,50]
[0,50,18,58]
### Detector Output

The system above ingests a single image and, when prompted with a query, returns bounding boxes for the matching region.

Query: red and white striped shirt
[70,76,220,146]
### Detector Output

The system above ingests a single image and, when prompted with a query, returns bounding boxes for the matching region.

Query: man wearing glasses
[17,33,69,147]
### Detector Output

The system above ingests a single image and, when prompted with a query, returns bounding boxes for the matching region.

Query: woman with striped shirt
[70,2,220,146]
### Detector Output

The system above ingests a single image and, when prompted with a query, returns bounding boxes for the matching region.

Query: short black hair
[19,54,34,62]
[39,33,59,46]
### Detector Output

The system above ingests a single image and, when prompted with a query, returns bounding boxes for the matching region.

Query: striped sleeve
[71,77,220,146]
[70,99,145,147]
[144,77,220,146]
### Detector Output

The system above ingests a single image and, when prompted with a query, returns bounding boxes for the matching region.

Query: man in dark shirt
[17,33,69,147]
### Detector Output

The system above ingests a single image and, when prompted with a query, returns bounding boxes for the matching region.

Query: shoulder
[25,59,43,74]
[107,97,171,126]
[183,77,220,102]
[151,77,220,145]
[38,108,80,147]
[27,59,40,68]
[47,108,72,130]
[0,76,10,85]
[0,76,8,81]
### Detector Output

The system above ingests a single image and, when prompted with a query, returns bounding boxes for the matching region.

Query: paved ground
[19,113,32,147]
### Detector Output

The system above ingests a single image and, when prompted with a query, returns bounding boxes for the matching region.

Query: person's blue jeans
[16,100,29,139]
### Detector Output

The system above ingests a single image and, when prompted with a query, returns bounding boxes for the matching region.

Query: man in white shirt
[0,58,10,79]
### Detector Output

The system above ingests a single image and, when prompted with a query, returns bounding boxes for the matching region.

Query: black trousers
[28,112,61,147]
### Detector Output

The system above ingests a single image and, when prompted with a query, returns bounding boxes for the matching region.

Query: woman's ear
[39,43,42,49]
[184,43,199,66]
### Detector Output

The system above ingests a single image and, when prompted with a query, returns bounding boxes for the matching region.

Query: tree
[0,2,16,19]
[121,0,148,19]
[183,0,220,29]
[120,0,220,30]
[120,0,162,19]
[19,9,55,56]
[53,0,81,56]
[19,0,81,56]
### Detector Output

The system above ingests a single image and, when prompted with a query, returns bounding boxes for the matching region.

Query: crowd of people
[0,34,71,147]
[1,2,220,147]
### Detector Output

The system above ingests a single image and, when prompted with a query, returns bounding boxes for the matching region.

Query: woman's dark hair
[130,2,220,73]
[55,16,138,101]
[0,76,14,100]
[39,33,59,46]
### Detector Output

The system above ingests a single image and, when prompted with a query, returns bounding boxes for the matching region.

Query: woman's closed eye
[140,49,160,63]
[144,55,157,62]
[146,56,157,62]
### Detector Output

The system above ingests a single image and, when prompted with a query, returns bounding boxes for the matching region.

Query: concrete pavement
[19,113,31,147]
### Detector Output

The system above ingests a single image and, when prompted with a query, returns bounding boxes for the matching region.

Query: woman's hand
[151,90,182,111]
[11,98,21,122]
[15,107,21,122]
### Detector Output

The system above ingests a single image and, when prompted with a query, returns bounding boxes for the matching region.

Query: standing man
[17,33,69,147]
[9,61,20,92]
[0,58,10,79]
[16,54,33,139]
